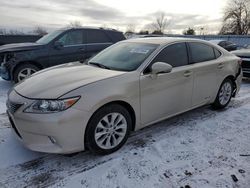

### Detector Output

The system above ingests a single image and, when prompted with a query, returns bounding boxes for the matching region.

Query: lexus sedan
[7,38,242,154]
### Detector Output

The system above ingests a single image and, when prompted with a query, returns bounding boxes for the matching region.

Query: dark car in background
[0,27,125,82]
[210,40,238,51]
[232,49,250,77]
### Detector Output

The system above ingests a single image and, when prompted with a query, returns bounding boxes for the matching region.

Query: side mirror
[151,62,172,75]
[54,41,63,49]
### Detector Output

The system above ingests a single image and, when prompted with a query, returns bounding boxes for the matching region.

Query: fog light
[48,136,56,144]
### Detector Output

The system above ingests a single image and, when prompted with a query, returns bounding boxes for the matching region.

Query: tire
[85,104,132,155]
[212,78,234,109]
[13,64,40,83]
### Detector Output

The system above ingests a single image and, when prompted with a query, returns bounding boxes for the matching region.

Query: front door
[140,43,193,125]
[49,29,87,66]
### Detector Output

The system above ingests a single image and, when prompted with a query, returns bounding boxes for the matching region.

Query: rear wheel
[13,64,39,83]
[212,78,233,109]
[85,104,132,155]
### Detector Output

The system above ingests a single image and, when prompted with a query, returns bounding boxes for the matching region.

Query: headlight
[24,96,80,113]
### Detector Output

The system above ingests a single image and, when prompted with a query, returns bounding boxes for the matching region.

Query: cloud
[0,0,222,33]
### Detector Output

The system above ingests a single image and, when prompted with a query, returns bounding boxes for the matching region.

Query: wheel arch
[88,100,136,131]
[223,75,237,96]
[84,100,137,150]
[12,61,44,80]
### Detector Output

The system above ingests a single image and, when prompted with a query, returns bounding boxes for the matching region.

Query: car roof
[210,40,225,44]
[60,27,121,32]
[125,37,210,45]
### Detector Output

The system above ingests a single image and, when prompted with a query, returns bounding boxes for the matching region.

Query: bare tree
[183,27,196,35]
[33,26,48,36]
[151,12,170,34]
[0,29,7,35]
[68,21,82,28]
[125,24,136,34]
[0,28,25,35]
[8,29,25,35]
[139,30,149,35]
[220,0,250,35]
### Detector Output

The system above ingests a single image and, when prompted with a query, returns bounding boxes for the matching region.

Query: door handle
[79,48,85,52]
[184,70,192,77]
[218,63,224,69]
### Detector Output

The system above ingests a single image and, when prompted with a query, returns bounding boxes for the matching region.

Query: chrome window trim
[139,41,224,76]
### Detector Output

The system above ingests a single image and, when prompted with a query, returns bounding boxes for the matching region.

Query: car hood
[231,49,250,57]
[0,42,43,53]
[14,62,126,99]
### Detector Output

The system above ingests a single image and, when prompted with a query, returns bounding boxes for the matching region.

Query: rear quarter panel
[214,54,241,100]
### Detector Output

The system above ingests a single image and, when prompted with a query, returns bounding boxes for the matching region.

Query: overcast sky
[0,0,227,34]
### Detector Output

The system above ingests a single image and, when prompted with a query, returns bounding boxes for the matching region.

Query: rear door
[49,29,87,66]
[85,29,113,59]
[187,42,221,107]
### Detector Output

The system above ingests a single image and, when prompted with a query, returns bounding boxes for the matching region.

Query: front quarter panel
[61,72,141,130]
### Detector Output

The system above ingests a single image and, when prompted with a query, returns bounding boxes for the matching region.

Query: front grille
[238,56,250,69]
[7,100,23,114]
[242,60,250,69]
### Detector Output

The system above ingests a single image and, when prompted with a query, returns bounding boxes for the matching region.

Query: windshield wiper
[88,62,110,70]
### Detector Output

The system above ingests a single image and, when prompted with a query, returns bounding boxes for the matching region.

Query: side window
[87,30,112,43]
[58,30,84,46]
[189,43,216,63]
[214,48,222,58]
[152,43,188,67]
[219,41,226,47]
[225,41,233,46]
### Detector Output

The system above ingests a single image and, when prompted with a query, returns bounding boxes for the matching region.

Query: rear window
[189,43,216,63]
[214,48,222,58]
[87,30,112,43]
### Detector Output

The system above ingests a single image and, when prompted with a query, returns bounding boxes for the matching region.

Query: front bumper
[0,64,11,80]
[7,90,90,154]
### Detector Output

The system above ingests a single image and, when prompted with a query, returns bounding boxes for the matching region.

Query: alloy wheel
[219,81,232,106]
[94,112,127,150]
[18,68,37,82]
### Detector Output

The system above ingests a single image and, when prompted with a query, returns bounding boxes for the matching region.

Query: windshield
[89,42,159,71]
[36,29,64,44]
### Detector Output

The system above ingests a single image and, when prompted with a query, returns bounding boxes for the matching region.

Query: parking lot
[0,78,249,188]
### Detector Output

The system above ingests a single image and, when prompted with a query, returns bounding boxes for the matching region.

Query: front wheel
[212,78,233,109]
[13,64,39,83]
[85,104,132,155]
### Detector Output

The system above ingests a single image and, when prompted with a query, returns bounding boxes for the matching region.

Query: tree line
[126,0,250,35]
